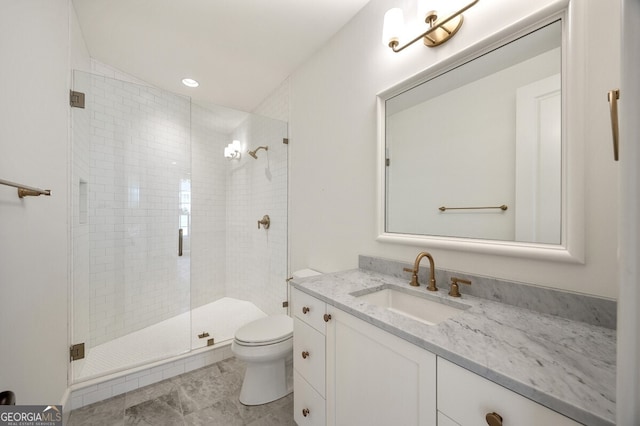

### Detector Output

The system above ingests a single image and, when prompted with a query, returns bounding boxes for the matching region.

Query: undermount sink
[354,288,468,325]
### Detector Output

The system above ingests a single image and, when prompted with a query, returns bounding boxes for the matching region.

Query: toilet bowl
[232,314,294,405]
[232,269,321,406]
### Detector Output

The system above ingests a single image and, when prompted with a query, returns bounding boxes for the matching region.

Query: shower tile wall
[75,71,192,348]
[226,110,288,315]
[190,104,230,308]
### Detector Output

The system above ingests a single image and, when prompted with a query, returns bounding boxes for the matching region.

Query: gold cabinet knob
[323,313,332,322]
[485,412,503,426]
[301,351,310,359]
[302,408,310,417]
[302,306,310,314]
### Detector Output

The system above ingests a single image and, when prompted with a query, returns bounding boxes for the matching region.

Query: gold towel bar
[439,204,508,212]
[0,178,51,198]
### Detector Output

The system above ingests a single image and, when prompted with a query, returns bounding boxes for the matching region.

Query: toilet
[232,269,321,406]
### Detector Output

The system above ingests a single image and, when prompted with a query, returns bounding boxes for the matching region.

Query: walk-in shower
[70,70,288,383]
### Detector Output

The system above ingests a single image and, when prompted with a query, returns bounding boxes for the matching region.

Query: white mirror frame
[376,0,585,263]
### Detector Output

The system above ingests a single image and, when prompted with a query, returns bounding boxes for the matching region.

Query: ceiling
[72,0,370,112]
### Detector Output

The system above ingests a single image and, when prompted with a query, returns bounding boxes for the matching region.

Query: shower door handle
[178,229,183,256]
[608,89,620,161]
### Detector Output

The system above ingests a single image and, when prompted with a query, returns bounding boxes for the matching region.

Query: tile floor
[67,357,294,426]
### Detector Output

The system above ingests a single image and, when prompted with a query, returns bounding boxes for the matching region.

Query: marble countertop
[291,269,616,426]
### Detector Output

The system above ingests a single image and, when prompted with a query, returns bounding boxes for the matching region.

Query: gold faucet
[403,252,437,291]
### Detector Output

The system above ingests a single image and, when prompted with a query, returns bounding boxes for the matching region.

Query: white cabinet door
[326,308,437,426]
[438,357,580,426]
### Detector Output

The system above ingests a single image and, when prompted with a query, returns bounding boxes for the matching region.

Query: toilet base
[238,357,292,405]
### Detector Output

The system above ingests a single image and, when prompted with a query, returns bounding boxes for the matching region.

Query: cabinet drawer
[294,318,326,396]
[292,288,327,334]
[437,358,580,426]
[294,371,326,426]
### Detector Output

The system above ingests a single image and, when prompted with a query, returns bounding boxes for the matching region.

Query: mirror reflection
[385,20,562,244]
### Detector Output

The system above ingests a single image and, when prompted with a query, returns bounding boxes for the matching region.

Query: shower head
[247,145,268,159]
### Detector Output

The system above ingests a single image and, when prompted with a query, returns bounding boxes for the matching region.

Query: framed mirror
[376,6,584,263]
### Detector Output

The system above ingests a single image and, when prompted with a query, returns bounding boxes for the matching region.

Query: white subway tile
[81,387,113,406]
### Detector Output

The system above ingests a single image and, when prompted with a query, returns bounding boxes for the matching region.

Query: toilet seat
[234,314,293,347]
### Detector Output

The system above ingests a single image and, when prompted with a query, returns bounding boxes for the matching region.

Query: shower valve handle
[257,214,270,229]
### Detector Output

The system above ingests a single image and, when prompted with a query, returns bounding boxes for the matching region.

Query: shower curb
[66,342,234,411]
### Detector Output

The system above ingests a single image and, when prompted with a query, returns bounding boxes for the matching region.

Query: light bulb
[382,8,404,47]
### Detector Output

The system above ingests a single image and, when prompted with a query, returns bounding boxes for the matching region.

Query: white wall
[0,0,71,405]
[289,0,620,298]
[617,0,640,422]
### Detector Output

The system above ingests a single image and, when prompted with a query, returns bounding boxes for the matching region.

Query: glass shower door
[189,104,289,351]
[70,70,192,382]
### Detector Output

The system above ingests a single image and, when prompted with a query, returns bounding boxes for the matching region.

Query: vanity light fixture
[224,140,241,159]
[181,78,199,88]
[382,0,479,52]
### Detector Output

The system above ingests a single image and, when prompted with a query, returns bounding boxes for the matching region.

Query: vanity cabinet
[293,288,580,426]
[437,357,580,426]
[292,288,437,425]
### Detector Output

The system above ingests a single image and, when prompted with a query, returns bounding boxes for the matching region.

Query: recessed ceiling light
[182,78,199,88]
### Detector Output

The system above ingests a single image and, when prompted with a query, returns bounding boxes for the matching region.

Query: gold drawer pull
[302,306,310,314]
[485,412,503,426]
[323,313,332,322]
[302,408,310,417]
[301,351,310,359]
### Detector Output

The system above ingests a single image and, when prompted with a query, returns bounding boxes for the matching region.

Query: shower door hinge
[70,90,85,108]
[283,138,289,145]
[282,301,289,308]
[70,343,85,361]
[386,158,390,167]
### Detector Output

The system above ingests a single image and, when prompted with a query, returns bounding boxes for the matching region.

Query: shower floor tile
[76,297,267,380]
[67,358,294,426]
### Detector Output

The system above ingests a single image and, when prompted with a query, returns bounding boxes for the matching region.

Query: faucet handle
[403,267,420,286]
[449,277,472,297]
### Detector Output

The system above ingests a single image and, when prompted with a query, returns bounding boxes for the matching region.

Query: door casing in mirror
[376,1,585,263]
